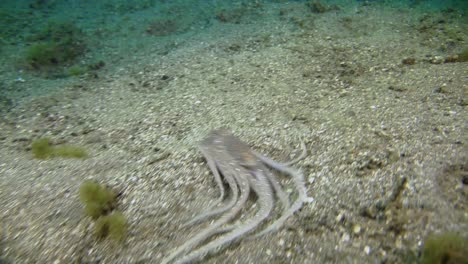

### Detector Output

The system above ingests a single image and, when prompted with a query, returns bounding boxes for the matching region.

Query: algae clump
[53,145,88,159]
[31,138,54,159]
[24,21,86,71]
[457,48,468,62]
[79,181,128,242]
[94,211,128,242]
[31,138,88,159]
[79,180,116,219]
[421,232,468,264]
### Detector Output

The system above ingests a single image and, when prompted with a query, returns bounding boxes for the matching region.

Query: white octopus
[162,129,312,264]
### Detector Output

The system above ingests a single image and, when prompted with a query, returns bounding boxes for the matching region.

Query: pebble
[308,176,315,184]
[341,233,350,243]
[278,239,285,246]
[364,246,371,255]
[353,224,361,234]
[335,212,345,223]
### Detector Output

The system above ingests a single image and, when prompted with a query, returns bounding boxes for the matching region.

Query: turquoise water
[0,0,466,107]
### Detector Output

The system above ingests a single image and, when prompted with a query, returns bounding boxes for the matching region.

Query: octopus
[162,129,313,264]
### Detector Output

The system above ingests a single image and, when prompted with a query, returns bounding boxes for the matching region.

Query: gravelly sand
[0,2,466,263]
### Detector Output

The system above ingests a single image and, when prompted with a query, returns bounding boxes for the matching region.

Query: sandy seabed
[0,2,466,263]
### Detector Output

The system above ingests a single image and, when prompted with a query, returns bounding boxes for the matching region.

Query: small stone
[341,233,350,243]
[353,224,361,234]
[336,212,345,223]
[395,238,404,249]
[430,56,444,64]
[278,239,285,246]
[364,245,371,255]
